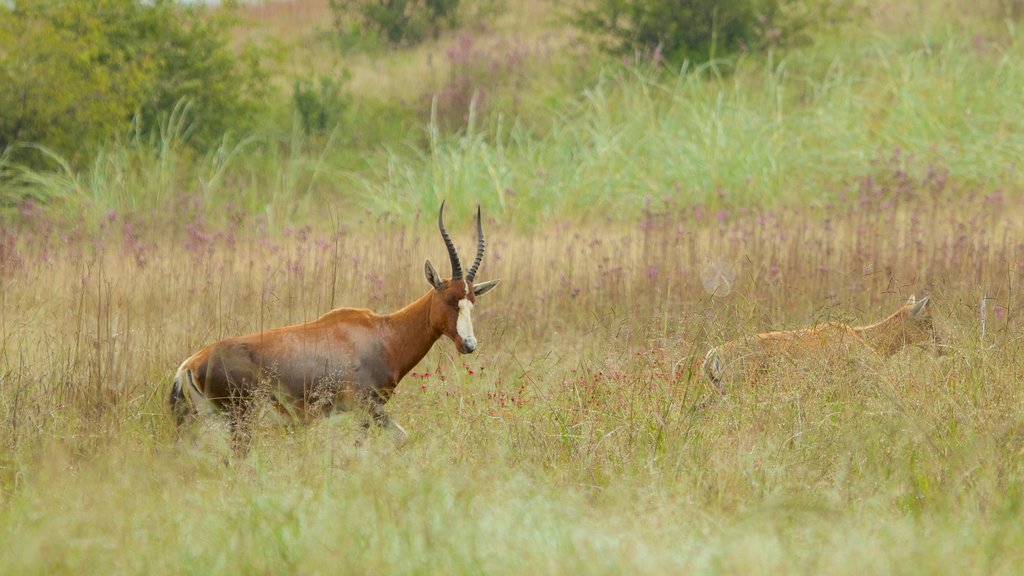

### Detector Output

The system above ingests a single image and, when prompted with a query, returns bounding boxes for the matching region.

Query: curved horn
[438,200,463,280]
[467,206,485,281]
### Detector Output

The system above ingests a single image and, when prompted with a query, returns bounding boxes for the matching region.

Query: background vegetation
[0,0,1021,226]
[570,0,859,62]
[0,0,269,165]
[2,0,1024,573]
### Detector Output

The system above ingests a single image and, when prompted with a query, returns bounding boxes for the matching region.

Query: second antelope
[698,295,943,390]
[169,203,499,449]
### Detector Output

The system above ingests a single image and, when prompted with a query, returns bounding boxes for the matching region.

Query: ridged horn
[467,206,485,281]
[438,200,463,280]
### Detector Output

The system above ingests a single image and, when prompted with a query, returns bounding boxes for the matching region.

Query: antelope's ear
[910,295,931,319]
[906,294,916,306]
[473,279,500,297]
[424,260,443,290]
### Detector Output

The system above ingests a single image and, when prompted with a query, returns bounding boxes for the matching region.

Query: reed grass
[6,21,1023,228]
[1,163,1022,573]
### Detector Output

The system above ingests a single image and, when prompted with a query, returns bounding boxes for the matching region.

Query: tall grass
[364,31,1024,224]
[6,26,1024,227]
[1,160,1022,572]
[0,105,355,227]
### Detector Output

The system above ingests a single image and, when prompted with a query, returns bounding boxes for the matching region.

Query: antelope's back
[186,310,388,409]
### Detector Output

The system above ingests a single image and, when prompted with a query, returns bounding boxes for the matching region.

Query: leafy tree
[328,0,462,46]
[571,0,857,64]
[0,0,269,166]
[293,74,350,136]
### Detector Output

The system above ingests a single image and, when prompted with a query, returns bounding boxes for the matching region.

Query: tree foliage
[571,0,857,64]
[293,74,350,136]
[328,0,462,46]
[0,0,269,165]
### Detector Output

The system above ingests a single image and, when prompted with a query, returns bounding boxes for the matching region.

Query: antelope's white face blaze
[457,288,477,353]
[426,205,499,355]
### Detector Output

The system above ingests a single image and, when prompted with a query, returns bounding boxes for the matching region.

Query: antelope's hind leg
[226,389,263,458]
[227,414,253,457]
[692,349,727,410]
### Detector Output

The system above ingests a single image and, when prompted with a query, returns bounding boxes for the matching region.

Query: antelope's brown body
[169,203,499,448]
[699,295,942,386]
[177,297,435,420]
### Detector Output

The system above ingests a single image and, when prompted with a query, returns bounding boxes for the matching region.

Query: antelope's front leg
[356,400,408,447]
[371,403,409,446]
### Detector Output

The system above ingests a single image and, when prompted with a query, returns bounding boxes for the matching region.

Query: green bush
[131,5,270,148]
[328,0,462,47]
[293,74,351,136]
[570,0,857,64]
[0,0,269,166]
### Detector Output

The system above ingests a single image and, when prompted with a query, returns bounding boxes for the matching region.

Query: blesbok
[698,295,943,389]
[169,203,500,449]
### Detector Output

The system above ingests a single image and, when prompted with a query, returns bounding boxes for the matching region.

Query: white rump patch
[457,298,475,340]
[183,368,219,416]
[704,348,724,383]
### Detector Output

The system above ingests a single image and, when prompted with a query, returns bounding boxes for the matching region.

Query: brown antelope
[169,203,500,449]
[698,295,943,389]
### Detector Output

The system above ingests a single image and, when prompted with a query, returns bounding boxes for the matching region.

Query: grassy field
[2,0,1024,573]
[2,165,1024,572]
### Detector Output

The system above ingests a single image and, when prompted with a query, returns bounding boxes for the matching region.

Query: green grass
[6,21,1024,228]
[363,29,1024,224]
[4,410,1024,574]
[1,177,1023,572]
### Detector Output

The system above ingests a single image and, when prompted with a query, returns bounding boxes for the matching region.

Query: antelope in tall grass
[169,203,500,449]
[698,295,943,389]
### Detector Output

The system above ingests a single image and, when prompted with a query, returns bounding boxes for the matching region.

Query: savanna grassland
[2,0,1024,574]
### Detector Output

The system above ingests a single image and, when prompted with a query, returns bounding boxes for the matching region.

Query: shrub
[0,0,269,166]
[570,0,857,64]
[293,74,351,136]
[0,1,149,163]
[132,5,270,147]
[328,0,462,47]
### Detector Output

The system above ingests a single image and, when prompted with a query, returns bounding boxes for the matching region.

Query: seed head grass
[1,165,1023,573]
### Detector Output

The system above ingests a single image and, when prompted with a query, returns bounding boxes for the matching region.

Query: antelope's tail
[169,368,195,426]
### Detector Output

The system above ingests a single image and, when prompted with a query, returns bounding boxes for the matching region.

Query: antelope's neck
[384,290,442,381]
[852,309,908,356]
